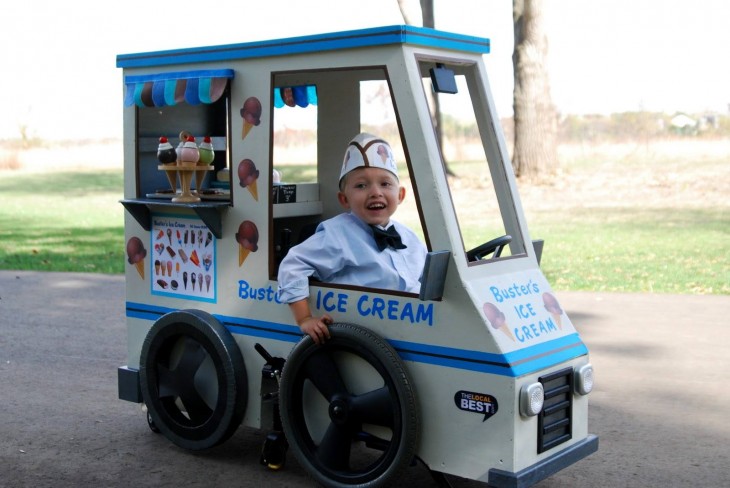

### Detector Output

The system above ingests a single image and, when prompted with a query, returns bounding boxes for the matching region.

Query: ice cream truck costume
[117,25,597,488]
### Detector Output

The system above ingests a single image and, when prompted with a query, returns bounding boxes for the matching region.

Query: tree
[398,0,450,172]
[512,0,558,181]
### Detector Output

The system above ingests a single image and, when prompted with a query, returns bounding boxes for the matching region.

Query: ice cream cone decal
[239,247,251,266]
[238,159,260,201]
[542,292,564,330]
[134,261,145,279]
[240,97,262,140]
[483,303,515,342]
[235,220,259,267]
[247,180,258,201]
[242,121,253,140]
[126,237,147,280]
[497,324,515,341]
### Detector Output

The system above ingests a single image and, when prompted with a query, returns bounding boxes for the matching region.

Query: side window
[272,85,318,187]
[270,69,427,294]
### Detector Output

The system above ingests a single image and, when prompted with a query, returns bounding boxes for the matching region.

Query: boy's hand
[298,314,333,345]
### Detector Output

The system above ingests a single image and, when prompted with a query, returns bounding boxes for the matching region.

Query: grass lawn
[0,171,125,274]
[1,142,728,294]
[527,207,728,294]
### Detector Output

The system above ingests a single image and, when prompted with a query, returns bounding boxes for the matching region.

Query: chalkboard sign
[272,184,297,203]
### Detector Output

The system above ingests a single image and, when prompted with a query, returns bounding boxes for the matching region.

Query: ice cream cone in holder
[196,136,215,193]
[163,166,179,193]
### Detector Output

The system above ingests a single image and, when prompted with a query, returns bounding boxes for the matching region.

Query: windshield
[418,58,526,263]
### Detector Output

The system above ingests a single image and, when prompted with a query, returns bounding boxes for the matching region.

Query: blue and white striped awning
[124,69,234,108]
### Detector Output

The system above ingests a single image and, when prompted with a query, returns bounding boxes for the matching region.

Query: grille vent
[537,367,573,453]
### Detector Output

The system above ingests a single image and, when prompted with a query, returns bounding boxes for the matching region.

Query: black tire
[139,309,247,450]
[279,323,419,488]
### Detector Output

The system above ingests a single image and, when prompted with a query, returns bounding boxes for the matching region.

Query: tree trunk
[512,0,557,181]
[398,0,451,173]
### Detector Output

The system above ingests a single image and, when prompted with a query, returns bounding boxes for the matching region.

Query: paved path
[1,271,728,487]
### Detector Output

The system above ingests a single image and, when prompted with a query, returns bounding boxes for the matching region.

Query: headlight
[519,382,544,417]
[575,363,594,395]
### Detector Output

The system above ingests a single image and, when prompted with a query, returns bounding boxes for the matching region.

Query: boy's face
[337,167,405,227]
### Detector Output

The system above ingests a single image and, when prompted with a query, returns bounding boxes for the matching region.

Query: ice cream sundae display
[155,129,223,201]
[235,220,259,266]
[240,97,262,140]
[150,219,217,299]
[126,237,147,279]
[542,292,564,330]
[483,303,515,341]
[237,159,260,201]
[155,130,219,203]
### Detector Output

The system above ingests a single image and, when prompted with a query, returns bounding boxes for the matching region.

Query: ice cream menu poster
[150,215,216,302]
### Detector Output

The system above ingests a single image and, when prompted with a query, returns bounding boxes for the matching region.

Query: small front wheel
[280,323,419,487]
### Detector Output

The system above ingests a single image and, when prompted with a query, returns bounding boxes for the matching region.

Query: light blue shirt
[277,213,427,303]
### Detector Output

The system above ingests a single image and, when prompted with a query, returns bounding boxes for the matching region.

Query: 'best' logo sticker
[454,390,498,421]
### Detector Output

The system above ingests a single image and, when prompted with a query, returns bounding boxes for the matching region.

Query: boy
[277,133,427,344]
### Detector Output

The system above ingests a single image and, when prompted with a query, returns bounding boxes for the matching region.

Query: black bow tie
[370,225,407,252]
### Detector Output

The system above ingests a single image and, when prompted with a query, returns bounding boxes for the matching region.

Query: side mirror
[429,64,458,94]
[419,250,451,301]
[532,239,544,266]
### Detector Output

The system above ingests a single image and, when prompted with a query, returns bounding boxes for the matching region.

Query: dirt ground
[458,138,730,211]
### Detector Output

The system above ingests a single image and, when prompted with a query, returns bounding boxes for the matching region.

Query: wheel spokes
[304,349,348,401]
[156,337,213,423]
[317,422,352,470]
[350,386,394,428]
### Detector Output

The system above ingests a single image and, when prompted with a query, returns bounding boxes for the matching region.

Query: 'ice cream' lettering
[316,290,348,313]
[514,317,558,342]
[357,295,433,326]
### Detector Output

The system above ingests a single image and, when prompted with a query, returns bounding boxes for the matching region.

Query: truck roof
[116,24,490,69]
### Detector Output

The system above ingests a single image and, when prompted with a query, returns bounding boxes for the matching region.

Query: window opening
[419,58,525,263]
[271,69,427,294]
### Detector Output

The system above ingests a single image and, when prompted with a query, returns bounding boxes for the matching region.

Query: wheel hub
[328,396,351,426]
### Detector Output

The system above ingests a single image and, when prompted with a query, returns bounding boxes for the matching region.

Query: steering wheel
[466,235,512,262]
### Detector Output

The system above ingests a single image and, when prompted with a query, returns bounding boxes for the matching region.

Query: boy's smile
[338,167,406,227]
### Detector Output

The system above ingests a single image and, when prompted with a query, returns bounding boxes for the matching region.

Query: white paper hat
[339,133,398,183]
